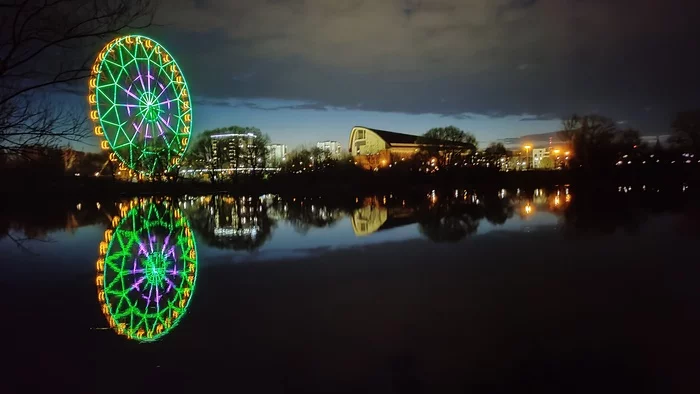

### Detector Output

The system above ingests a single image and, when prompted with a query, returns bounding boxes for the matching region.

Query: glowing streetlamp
[523,145,532,170]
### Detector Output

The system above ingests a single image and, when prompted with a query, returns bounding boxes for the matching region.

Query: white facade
[532,147,550,168]
[267,144,287,164]
[316,141,342,158]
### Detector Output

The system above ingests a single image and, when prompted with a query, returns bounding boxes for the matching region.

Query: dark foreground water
[2,184,699,393]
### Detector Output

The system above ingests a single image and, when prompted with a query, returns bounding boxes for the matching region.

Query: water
[2,185,699,392]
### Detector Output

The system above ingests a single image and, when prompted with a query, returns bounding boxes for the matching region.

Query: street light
[523,145,532,170]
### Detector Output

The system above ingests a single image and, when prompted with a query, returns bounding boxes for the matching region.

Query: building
[532,147,550,168]
[210,132,256,168]
[316,141,342,158]
[267,144,287,165]
[348,126,475,170]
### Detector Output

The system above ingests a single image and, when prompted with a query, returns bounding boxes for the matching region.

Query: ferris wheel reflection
[95,198,198,342]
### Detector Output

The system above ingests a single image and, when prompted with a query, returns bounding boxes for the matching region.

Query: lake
[2,184,699,393]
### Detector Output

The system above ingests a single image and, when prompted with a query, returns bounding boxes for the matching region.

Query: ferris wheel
[88,35,192,175]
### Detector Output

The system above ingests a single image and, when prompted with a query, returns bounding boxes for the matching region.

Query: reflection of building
[213,197,261,239]
[351,198,417,236]
[267,144,287,164]
[316,141,341,158]
[348,126,474,170]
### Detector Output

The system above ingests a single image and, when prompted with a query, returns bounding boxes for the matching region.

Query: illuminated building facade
[348,126,474,170]
[316,141,342,158]
[267,144,288,165]
[210,132,256,168]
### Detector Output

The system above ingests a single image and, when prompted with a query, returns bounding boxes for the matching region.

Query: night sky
[112,0,700,149]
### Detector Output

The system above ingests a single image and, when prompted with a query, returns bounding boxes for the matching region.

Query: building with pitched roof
[348,126,474,170]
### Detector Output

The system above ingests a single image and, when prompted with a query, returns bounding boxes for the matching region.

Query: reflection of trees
[482,194,514,225]
[0,199,116,248]
[183,196,275,251]
[562,188,648,235]
[417,197,484,242]
[269,198,346,235]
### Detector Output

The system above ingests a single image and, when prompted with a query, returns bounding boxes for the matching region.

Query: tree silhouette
[0,1,154,154]
[419,126,477,167]
[671,110,700,154]
[559,114,617,170]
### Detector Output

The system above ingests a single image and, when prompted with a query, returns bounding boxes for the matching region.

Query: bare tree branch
[0,0,156,155]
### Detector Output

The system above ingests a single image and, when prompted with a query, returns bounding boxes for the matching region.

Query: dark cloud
[152,0,700,135]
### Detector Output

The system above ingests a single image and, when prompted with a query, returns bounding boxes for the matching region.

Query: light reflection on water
[1,184,696,267]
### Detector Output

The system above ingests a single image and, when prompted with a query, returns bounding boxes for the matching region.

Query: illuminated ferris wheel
[88,35,192,175]
[96,199,198,341]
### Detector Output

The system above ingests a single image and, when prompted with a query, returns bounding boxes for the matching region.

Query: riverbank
[2,166,698,201]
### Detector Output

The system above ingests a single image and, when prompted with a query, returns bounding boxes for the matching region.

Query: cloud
[151,0,700,133]
[519,113,558,121]
[442,113,474,120]
[195,98,328,111]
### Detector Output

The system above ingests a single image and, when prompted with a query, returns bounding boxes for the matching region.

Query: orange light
[90,111,99,120]
[89,78,97,89]
[94,126,103,136]
[181,137,188,146]
[100,140,109,150]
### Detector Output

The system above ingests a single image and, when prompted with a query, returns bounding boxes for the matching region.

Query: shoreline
[1,167,698,201]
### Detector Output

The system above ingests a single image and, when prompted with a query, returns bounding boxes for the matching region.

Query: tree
[538,156,554,169]
[671,110,700,154]
[183,131,218,182]
[0,1,155,155]
[419,126,477,167]
[559,114,617,170]
[483,142,509,165]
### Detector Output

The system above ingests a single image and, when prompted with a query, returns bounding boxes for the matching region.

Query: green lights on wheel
[88,35,193,176]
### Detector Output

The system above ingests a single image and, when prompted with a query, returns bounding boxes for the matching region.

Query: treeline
[0,146,116,178]
[559,111,700,171]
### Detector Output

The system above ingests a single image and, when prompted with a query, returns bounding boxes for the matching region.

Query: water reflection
[95,198,197,342]
[2,184,696,257]
[180,195,347,250]
[182,195,275,250]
